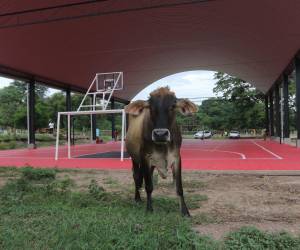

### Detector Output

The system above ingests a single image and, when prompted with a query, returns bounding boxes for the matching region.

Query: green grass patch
[0,173,218,249]
[0,141,17,150]
[103,176,119,186]
[21,167,56,181]
[224,227,300,249]
[183,180,206,190]
[192,213,220,225]
[0,167,21,178]
[186,194,208,209]
[0,167,20,174]
[1,168,300,249]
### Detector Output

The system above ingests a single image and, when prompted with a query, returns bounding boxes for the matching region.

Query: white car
[194,130,212,139]
[229,131,240,139]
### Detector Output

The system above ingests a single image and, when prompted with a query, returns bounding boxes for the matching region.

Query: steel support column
[283,74,290,139]
[264,94,269,134]
[274,83,281,139]
[66,89,71,111]
[269,90,274,136]
[92,115,96,140]
[295,57,300,144]
[111,97,115,139]
[27,80,36,147]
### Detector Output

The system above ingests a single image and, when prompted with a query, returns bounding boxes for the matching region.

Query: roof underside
[0,0,300,101]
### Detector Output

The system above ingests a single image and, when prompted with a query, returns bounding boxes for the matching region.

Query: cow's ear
[176,99,198,116]
[125,100,149,116]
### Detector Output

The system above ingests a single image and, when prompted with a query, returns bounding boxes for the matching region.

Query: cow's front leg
[142,160,154,212]
[171,164,176,185]
[132,160,143,202]
[174,156,190,217]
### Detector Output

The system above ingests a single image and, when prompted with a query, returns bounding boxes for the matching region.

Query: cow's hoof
[146,206,153,213]
[135,197,142,203]
[135,192,142,203]
[181,207,191,217]
[182,212,191,217]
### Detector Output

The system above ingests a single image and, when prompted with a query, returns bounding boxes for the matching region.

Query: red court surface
[0,139,300,171]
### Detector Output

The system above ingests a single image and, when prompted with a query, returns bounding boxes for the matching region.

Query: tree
[0,84,26,129]
[11,81,48,99]
[200,98,234,130]
[213,72,265,130]
[213,72,264,102]
[288,72,296,131]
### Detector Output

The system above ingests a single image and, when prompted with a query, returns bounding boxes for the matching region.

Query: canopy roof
[0,0,299,101]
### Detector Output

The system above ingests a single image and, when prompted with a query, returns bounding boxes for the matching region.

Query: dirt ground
[1,168,300,239]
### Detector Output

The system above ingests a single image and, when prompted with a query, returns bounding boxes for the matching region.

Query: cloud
[132,70,218,102]
[182,71,215,82]
[0,77,13,88]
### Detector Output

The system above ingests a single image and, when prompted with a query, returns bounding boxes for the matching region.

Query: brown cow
[125,87,198,216]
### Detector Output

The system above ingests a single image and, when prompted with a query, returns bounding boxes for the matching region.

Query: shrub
[224,226,300,249]
[88,179,106,200]
[35,134,55,142]
[58,177,74,193]
[21,167,56,181]
[0,141,17,149]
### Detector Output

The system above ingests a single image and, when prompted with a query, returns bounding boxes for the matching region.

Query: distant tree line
[0,81,123,133]
[177,72,266,132]
[1,72,295,133]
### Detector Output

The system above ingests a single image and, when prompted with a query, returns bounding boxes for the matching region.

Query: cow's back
[126,109,150,163]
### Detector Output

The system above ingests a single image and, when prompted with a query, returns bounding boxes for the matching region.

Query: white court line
[72,150,114,158]
[0,150,120,159]
[184,149,246,159]
[0,156,280,160]
[183,158,278,160]
[251,140,283,160]
[220,150,246,159]
[0,156,130,160]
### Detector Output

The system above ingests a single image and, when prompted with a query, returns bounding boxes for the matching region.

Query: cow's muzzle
[152,128,170,143]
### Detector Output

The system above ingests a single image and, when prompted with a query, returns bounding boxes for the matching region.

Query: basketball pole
[55,113,61,160]
[121,109,126,161]
[55,72,125,161]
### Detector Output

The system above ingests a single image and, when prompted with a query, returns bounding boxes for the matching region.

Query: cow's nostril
[154,130,168,137]
[152,129,170,142]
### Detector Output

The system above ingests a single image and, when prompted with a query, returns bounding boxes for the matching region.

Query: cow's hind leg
[142,161,154,212]
[132,160,143,202]
[174,157,190,217]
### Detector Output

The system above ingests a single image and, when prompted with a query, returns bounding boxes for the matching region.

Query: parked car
[229,131,240,139]
[194,130,212,139]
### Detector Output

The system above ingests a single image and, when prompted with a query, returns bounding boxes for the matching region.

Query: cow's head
[125,87,198,144]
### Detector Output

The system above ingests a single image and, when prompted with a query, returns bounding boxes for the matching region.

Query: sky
[0,76,13,87]
[0,70,218,103]
[0,76,59,96]
[132,70,218,104]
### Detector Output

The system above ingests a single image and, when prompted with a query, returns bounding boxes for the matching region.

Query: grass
[192,213,219,225]
[21,167,56,181]
[0,167,300,249]
[183,180,206,190]
[0,133,57,150]
[103,176,119,187]
[224,227,300,249]
[0,167,217,249]
[0,141,22,150]
[186,194,208,209]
